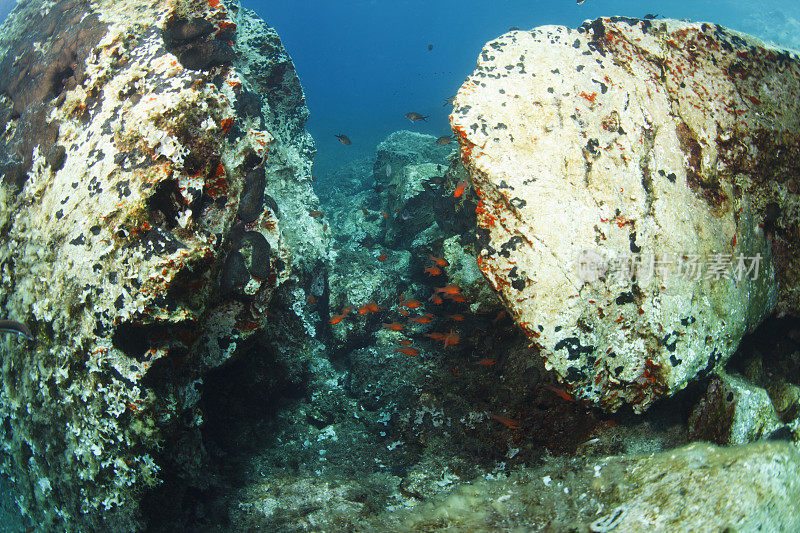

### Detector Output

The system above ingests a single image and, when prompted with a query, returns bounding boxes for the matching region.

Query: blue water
[246,0,800,179]
[0,0,14,22]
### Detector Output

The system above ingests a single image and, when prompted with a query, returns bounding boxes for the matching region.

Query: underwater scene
[0,0,799,531]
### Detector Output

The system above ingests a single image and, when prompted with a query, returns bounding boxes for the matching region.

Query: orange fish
[361,207,369,216]
[409,314,434,324]
[443,329,460,347]
[429,255,449,267]
[448,314,465,321]
[488,413,520,430]
[395,347,420,356]
[332,245,341,250]
[401,299,423,309]
[383,322,404,331]
[429,294,443,305]
[307,295,316,304]
[435,284,461,295]
[474,358,496,366]
[341,307,352,315]
[425,332,446,341]
[309,210,325,217]
[424,265,442,276]
[542,383,575,402]
[329,314,346,325]
[378,253,388,262]
[446,294,467,303]
[381,211,389,219]
[397,339,413,346]
[454,179,468,198]
[359,301,381,315]
[397,308,410,317]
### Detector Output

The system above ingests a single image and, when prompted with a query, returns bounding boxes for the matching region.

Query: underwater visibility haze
[0,0,799,531]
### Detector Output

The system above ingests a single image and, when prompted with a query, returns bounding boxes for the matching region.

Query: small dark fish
[577,0,587,4]
[422,176,445,191]
[404,112,429,122]
[436,135,454,145]
[373,183,397,194]
[644,13,658,20]
[427,44,433,51]
[400,209,413,221]
[334,134,351,145]
[0,320,34,341]
[443,96,456,107]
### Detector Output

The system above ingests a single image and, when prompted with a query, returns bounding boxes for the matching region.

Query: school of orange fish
[322,117,579,432]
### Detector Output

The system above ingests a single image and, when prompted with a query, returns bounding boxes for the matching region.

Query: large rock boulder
[451,17,800,412]
[0,0,325,529]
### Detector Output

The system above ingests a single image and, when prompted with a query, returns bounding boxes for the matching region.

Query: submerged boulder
[0,0,324,529]
[451,17,800,412]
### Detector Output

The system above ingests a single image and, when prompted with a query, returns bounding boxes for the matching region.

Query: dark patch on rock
[162,15,235,71]
[688,375,737,444]
[239,231,270,279]
[162,17,215,48]
[629,231,641,253]
[767,426,794,441]
[509,197,527,209]
[147,179,185,228]
[582,18,607,55]
[615,291,635,305]
[499,235,526,258]
[475,226,492,251]
[46,145,67,172]
[235,90,264,122]
[586,138,599,156]
[142,228,186,256]
[238,168,266,223]
[763,201,780,231]
[676,122,727,209]
[264,194,279,217]
[661,332,678,352]
[554,336,595,360]
[565,366,588,382]
[178,40,236,71]
[0,0,107,190]
[220,250,251,296]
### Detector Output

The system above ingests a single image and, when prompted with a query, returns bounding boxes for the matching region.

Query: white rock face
[451,17,800,412]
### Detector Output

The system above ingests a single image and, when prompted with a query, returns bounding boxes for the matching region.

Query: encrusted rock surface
[451,17,800,412]
[688,371,783,445]
[372,440,800,532]
[0,0,324,529]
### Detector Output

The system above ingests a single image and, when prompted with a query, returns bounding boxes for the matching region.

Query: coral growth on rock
[451,17,800,412]
[0,0,324,529]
